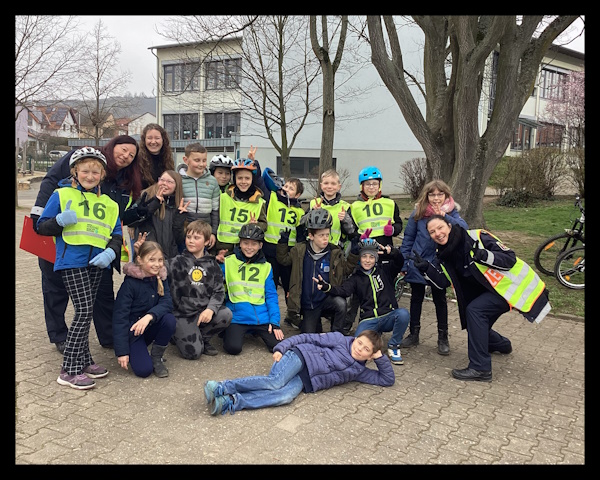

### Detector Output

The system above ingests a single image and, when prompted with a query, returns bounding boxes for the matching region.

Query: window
[537,122,564,148]
[205,112,240,138]
[205,59,241,90]
[276,157,336,178]
[540,68,567,100]
[163,62,201,93]
[163,114,199,140]
[511,123,533,151]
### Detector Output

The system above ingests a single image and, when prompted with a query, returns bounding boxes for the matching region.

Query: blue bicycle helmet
[231,158,258,175]
[262,167,284,191]
[358,166,382,184]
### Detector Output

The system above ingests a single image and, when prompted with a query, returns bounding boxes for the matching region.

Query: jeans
[221,350,304,412]
[354,308,410,347]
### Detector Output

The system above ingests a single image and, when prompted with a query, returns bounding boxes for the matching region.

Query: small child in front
[204,329,395,415]
[37,147,123,390]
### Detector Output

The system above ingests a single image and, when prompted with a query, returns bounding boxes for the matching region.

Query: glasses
[428,192,445,197]
[158,177,175,185]
[363,181,380,187]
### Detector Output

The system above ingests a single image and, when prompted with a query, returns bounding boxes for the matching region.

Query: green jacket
[276,241,358,319]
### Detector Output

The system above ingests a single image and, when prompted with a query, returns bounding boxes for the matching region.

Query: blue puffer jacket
[112,262,173,357]
[273,332,395,392]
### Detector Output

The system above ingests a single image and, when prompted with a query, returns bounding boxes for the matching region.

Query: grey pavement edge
[15,178,585,465]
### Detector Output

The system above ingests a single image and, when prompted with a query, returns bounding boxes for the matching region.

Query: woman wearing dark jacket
[415,215,551,382]
[204,329,395,416]
[29,135,142,353]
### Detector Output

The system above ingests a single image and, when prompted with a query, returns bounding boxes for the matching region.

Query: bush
[400,157,427,200]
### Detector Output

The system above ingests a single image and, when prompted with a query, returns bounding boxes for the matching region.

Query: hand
[196,309,214,325]
[337,206,346,221]
[248,145,257,160]
[178,198,191,214]
[134,232,148,255]
[30,214,41,233]
[56,200,77,227]
[371,349,383,360]
[383,220,394,236]
[249,212,257,224]
[130,314,152,336]
[89,248,116,269]
[360,228,372,240]
[412,251,429,273]
[117,355,129,370]
[270,325,285,341]
[215,249,228,263]
[208,233,216,250]
[278,227,291,244]
[155,184,168,203]
[273,351,283,362]
[312,274,331,291]
[471,241,488,262]
[313,198,322,209]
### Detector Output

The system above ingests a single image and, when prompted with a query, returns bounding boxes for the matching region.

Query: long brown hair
[414,179,452,221]
[138,123,175,187]
[140,170,183,220]
[100,135,142,201]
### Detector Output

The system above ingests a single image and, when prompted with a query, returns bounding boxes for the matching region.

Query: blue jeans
[221,350,304,412]
[354,308,410,348]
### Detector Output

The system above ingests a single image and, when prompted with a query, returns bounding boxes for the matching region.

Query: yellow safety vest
[58,188,119,249]
[309,198,350,246]
[350,197,395,237]
[224,255,271,305]
[265,191,305,246]
[217,193,265,244]
[442,229,546,314]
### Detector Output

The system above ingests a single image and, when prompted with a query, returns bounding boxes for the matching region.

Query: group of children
[38,143,411,395]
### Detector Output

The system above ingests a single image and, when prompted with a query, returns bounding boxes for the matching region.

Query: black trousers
[38,258,114,347]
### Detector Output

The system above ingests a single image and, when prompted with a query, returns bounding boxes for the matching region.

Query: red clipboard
[19,216,57,263]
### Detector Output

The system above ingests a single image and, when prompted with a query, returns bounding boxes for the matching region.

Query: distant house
[128,112,157,136]
[30,104,78,139]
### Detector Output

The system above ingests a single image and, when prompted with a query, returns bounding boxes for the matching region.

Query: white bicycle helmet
[69,147,107,168]
[209,154,234,173]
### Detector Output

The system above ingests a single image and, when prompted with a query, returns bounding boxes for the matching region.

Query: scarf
[437,223,466,263]
[423,196,456,218]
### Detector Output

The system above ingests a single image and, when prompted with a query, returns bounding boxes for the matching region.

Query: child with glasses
[123,170,190,260]
[399,180,467,355]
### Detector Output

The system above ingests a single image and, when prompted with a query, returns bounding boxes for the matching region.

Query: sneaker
[204,380,222,404]
[57,369,96,390]
[83,364,109,379]
[387,346,404,365]
[203,342,218,356]
[210,394,235,416]
[55,341,66,354]
[283,318,300,330]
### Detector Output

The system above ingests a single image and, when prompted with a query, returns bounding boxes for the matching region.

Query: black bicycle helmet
[305,209,333,229]
[209,154,234,174]
[358,238,380,256]
[238,223,265,241]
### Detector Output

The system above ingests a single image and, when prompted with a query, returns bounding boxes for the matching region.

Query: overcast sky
[76,15,585,97]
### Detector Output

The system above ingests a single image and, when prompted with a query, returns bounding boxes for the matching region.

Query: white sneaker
[387,347,404,365]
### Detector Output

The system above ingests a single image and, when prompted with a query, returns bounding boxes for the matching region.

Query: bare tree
[74,19,136,145]
[366,15,580,227]
[310,15,348,176]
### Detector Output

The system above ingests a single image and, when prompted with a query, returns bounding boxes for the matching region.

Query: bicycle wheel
[554,246,584,290]
[394,274,406,303]
[534,232,582,276]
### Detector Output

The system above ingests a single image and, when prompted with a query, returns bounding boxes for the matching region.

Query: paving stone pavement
[15,181,585,466]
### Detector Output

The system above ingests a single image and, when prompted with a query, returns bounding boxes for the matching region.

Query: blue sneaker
[387,346,404,365]
[204,380,222,404]
[211,394,235,416]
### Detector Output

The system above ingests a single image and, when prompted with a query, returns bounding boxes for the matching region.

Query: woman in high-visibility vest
[412,215,551,383]
[37,147,123,390]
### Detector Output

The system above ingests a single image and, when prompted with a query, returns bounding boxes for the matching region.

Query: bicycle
[394,272,432,304]
[533,194,585,276]
[553,245,585,290]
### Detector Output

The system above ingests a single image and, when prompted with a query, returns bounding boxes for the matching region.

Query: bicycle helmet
[262,167,284,191]
[69,147,107,168]
[231,158,258,174]
[209,154,234,174]
[238,223,265,242]
[358,166,382,184]
[304,209,333,230]
[358,238,380,257]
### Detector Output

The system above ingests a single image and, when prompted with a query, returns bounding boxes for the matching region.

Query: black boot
[400,326,420,347]
[151,343,169,378]
[437,329,449,355]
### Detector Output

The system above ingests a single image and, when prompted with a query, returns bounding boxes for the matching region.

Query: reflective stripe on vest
[265,191,304,246]
[309,199,350,245]
[58,188,119,249]
[467,230,546,313]
[217,193,265,244]
[224,255,271,305]
[350,197,395,237]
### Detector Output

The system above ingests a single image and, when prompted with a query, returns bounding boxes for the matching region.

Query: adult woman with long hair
[137,123,175,189]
